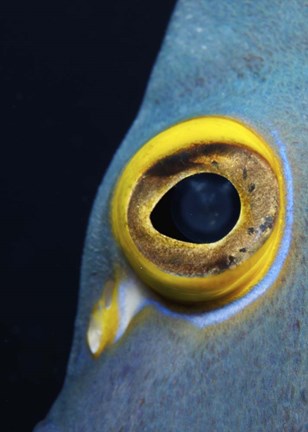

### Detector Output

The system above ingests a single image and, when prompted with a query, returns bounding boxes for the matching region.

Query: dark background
[0,1,176,430]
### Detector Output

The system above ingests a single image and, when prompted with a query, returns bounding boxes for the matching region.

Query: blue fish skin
[35,0,308,431]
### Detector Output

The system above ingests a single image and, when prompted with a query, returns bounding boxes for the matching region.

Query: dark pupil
[150,173,241,243]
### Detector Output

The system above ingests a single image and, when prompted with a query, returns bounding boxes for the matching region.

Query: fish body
[35,0,308,431]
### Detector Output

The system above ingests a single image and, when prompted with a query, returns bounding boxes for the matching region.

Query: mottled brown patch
[214,256,230,271]
[259,215,274,232]
[146,143,236,177]
[146,148,195,177]
[248,183,256,193]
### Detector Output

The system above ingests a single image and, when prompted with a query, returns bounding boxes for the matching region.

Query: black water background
[0,1,176,430]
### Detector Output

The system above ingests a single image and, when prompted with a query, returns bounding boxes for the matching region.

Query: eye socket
[111,116,285,305]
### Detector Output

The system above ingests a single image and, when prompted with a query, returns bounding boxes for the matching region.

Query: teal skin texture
[35,0,307,431]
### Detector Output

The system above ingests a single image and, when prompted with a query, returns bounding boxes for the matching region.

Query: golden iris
[111,116,285,304]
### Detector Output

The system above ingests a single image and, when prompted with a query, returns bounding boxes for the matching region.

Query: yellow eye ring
[111,116,285,304]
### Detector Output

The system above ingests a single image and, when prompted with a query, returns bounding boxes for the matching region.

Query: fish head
[35,1,307,431]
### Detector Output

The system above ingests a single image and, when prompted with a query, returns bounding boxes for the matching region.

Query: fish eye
[111,116,285,305]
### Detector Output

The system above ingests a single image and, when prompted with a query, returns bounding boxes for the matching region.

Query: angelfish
[35,0,307,431]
